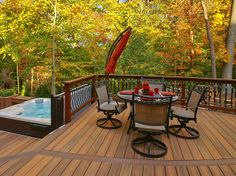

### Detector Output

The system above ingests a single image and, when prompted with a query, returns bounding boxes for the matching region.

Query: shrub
[0,88,16,97]
[35,83,51,98]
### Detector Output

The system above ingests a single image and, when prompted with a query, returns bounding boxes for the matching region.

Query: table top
[117,90,178,102]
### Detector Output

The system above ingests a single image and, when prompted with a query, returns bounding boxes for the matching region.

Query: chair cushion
[135,122,165,131]
[100,102,117,111]
[171,106,195,119]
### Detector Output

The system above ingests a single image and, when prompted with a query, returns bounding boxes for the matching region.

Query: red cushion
[120,91,133,95]
[161,91,176,96]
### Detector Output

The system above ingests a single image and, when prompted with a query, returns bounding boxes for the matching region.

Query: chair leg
[132,135,167,158]
[97,113,122,129]
[169,121,199,139]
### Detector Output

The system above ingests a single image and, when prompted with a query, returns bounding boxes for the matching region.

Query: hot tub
[0,98,52,138]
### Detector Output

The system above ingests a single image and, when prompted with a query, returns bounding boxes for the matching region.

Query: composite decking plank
[176,137,193,160]
[189,124,214,160]
[131,164,143,176]
[154,166,165,176]
[84,161,101,176]
[96,126,118,157]
[215,111,236,130]
[176,166,189,176]
[96,162,112,176]
[198,166,213,176]
[60,115,99,152]
[187,166,201,176]
[143,165,155,176]
[49,158,72,176]
[203,111,236,151]
[37,157,62,176]
[204,112,236,152]
[163,134,174,160]
[0,135,21,151]
[165,166,177,176]
[0,159,20,175]
[219,165,235,176]
[124,131,136,159]
[199,112,234,158]
[193,121,222,160]
[209,165,224,176]
[78,127,103,155]
[0,137,33,157]
[119,164,132,176]
[87,129,110,156]
[19,138,39,153]
[107,163,122,176]
[13,155,44,176]
[195,113,230,159]
[212,112,236,143]
[230,165,236,174]
[168,133,183,160]
[105,113,129,157]
[24,156,53,176]
[115,110,131,158]
[70,120,101,154]
[61,160,81,176]
[72,160,91,176]
[49,108,99,152]
[45,104,97,151]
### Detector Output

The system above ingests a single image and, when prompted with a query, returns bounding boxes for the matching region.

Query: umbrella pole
[105,73,112,103]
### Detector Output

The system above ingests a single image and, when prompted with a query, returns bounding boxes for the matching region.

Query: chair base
[132,135,167,158]
[168,125,199,139]
[96,115,122,129]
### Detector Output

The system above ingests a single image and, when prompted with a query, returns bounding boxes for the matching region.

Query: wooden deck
[0,104,235,176]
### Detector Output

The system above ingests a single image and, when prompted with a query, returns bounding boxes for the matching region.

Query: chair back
[132,94,172,127]
[186,88,207,114]
[94,83,109,105]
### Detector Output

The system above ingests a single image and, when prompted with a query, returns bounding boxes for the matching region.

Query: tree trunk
[16,61,20,94]
[51,0,57,95]
[201,0,217,78]
[30,67,34,95]
[222,0,236,79]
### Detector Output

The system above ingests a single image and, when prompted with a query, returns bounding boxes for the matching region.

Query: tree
[222,0,236,79]
[201,0,217,78]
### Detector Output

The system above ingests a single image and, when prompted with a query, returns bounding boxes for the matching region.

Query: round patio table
[117,90,178,102]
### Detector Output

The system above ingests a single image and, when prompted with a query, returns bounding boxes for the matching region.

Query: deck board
[0,104,235,175]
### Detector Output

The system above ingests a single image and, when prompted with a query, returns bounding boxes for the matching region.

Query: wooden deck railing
[64,74,96,123]
[98,74,236,112]
[63,74,236,124]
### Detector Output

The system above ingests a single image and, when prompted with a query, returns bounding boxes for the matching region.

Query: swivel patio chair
[169,87,207,139]
[94,81,127,129]
[131,94,172,158]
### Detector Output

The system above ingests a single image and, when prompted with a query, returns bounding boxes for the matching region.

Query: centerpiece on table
[142,81,150,95]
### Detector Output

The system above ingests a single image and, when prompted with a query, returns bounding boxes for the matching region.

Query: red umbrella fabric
[105,27,132,74]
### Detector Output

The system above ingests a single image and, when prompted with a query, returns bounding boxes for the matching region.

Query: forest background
[0,0,235,97]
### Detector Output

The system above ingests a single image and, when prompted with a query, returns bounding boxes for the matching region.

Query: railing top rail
[64,74,96,87]
[98,74,236,84]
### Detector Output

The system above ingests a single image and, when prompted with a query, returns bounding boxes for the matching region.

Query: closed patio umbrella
[105,27,132,74]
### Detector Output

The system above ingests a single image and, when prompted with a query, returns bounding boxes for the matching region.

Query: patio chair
[131,94,172,158]
[169,87,207,139]
[94,81,127,129]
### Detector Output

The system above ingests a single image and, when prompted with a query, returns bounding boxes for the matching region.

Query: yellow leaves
[217,44,229,62]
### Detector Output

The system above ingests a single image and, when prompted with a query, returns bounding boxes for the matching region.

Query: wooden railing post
[180,80,186,106]
[64,84,71,124]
